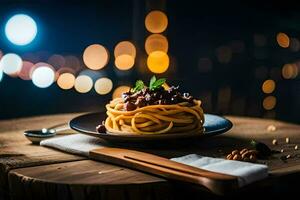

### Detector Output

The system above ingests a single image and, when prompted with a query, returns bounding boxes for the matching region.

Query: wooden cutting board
[90,147,239,195]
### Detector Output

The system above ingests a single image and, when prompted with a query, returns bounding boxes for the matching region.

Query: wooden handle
[89,147,238,194]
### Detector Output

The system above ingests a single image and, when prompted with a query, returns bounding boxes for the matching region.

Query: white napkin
[41,134,268,187]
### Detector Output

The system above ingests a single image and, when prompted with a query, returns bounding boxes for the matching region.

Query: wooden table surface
[1,113,300,200]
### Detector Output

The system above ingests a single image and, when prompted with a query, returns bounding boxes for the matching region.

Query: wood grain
[1,113,300,200]
[8,160,170,200]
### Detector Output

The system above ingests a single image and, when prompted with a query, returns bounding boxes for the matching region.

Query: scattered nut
[226,154,233,160]
[232,150,239,155]
[280,149,284,153]
[295,145,298,150]
[286,137,290,144]
[267,125,276,132]
[286,154,291,159]
[226,148,257,163]
[240,148,248,154]
[272,139,278,145]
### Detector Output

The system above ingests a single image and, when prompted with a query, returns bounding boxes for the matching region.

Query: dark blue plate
[70,112,232,142]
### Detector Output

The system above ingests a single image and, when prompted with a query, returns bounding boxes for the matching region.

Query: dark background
[0,0,299,123]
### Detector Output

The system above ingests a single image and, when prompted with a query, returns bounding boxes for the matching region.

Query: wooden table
[1,113,300,200]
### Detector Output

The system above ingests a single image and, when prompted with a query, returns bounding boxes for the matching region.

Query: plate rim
[69,112,233,140]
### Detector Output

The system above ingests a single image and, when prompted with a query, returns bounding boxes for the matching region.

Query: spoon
[24,123,71,144]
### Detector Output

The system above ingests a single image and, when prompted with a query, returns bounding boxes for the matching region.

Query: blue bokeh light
[5,14,37,46]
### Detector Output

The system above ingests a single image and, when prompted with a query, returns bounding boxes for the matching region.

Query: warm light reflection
[94,77,113,95]
[115,55,135,70]
[32,66,55,88]
[74,75,93,93]
[113,85,130,99]
[145,10,168,33]
[57,73,75,90]
[282,63,298,79]
[263,96,276,110]
[114,41,136,58]
[19,61,34,80]
[0,53,22,76]
[276,32,290,48]
[83,44,109,70]
[145,34,168,55]
[147,51,169,73]
[262,79,276,94]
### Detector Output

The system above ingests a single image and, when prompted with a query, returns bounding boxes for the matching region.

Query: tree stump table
[1,113,300,200]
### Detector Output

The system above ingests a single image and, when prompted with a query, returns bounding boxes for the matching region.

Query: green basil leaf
[149,76,156,90]
[151,78,166,90]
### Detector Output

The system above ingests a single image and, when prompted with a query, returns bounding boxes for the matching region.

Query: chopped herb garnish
[131,80,145,92]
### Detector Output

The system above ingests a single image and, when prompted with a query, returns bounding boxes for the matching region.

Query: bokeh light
[145,34,168,55]
[48,54,66,69]
[282,63,298,79]
[114,54,135,70]
[0,53,22,76]
[5,14,37,46]
[19,61,34,80]
[276,32,290,48]
[83,44,109,70]
[145,10,168,33]
[262,79,276,94]
[263,96,276,110]
[114,41,136,58]
[94,77,113,95]
[0,69,3,82]
[113,85,130,99]
[147,51,169,73]
[64,55,81,72]
[57,73,75,90]
[32,66,55,88]
[74,75,93,93]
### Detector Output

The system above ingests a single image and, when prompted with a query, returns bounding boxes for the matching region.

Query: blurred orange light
[289,38,300,52]
[147,51,169,74]
[94,77,113,95]
[282,63,298,79]
[57,73,75,90]
[115,55,135,70]
[262,79,276,94]
[145,34,168,55]
[145,10,168,33]
[276,32,290,48]
[114,41,136,58]
[83,44,109,70]
[74,75,93,93]
[18,61,34,80]
[113,86,130,99]
[263,96,276,110]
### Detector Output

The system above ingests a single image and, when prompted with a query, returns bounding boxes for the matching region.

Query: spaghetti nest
[105,98,205,135]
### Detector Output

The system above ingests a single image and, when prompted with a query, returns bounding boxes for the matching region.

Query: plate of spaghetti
[70,76,232,142]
